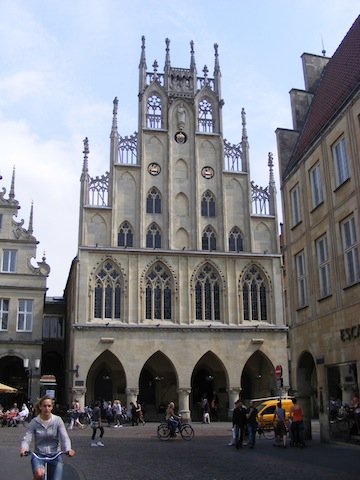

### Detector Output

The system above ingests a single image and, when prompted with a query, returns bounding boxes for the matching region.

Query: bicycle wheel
[157,423,171,440]
[337,418,350,432]
[180,423,194,440]
[262,423,275,440]
[63,412,72,428]
[79,413,90,428]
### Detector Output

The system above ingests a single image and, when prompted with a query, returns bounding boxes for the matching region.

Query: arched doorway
[41,352,65,406]
[139,351,177,419]
[297,351,318,417]
[0,355,27,408]
[86,350,126,406]
[241,351,276,401]
[191,351,227,420]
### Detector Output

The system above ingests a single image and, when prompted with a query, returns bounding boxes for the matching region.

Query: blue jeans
[168,419,178,435]
[32,454,63,480]
[247,423,257,447]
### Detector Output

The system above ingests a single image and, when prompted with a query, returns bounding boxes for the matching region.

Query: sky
[0,1,359,296]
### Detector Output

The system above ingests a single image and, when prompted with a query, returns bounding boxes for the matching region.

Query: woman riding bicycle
[20,394,75,480]
[165,402,181,437]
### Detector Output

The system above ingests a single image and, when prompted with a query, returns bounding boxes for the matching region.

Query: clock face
[201,166,214,179]
[148,163,161,176]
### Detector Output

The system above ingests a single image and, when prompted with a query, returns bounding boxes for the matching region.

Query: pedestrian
[20,394,75,479]
[246,400,258,449]
[273,401,288,448]
[91,401,104,447]
[130,402,138,426]
[105,401,113,426]
[113,400,123,427]
[232,400,247,449]
[68,399,84,430]
[202,398,211,423]
[289,398,305,447]
[166,402,181,437]
[136,401,145,424]
[210,395,218,421]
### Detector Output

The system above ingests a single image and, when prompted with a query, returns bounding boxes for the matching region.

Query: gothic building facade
[65,38,287,419]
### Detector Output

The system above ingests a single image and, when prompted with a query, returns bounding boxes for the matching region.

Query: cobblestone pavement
[2,421,360,480]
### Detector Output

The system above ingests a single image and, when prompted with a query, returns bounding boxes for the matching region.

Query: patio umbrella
[0,382,18,393]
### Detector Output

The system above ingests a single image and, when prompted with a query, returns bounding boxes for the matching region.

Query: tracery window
[146,187,161,214]
[201,190,215,217]
[118,221,133,247]
[242,266,268,322]
[146,223,162,248]
[94,262,122,320]
[146,95,162,129]
[229,227,244,252]
[195,264,221,321]
[198,99,213,133]
[145,263,172,321]
[202,225,216,251]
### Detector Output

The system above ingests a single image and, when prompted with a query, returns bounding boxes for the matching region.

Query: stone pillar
[227,387,241,419]
[126,387,139,408]
[70,387,87,411]
[178,388,191,421]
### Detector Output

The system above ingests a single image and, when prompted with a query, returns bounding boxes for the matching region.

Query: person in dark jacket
[232,400,247,449]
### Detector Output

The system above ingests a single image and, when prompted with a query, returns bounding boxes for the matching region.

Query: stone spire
[111,97,118,134]
[241,108,249,172]
[268,152,277,217]
[9,166,15,202]
[164,37,171,70]
[28,201,34,235]
[81,137,89,178]
[139,36,147,93]
[190,40,196,73]
[213,43,222,98]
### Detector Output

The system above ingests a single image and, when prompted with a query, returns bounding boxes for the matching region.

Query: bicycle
[22,450,67,480]
[157,420,194,441]
[257,422,275,440]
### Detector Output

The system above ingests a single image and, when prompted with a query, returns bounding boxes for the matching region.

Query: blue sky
[0,1,359,295]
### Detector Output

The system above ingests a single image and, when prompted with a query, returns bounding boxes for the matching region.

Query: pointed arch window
[146,187,162,214]
[242,266,268,322]
[198,99,214,133]
[145,263,172,320]
[195,264,221,321]
[94,262,122,320]
[229,227,244,252]
[146,223,162,248]
[201,190,216,217]
[202,225,216,251]
[118,221,133,247]
[147,95,162,128]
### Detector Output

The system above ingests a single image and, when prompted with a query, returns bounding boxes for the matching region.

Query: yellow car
[254,397,294,428]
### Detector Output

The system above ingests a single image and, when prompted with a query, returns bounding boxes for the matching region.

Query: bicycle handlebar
[22,451,68,460]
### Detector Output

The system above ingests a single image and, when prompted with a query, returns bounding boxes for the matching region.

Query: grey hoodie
[21,414,71,455]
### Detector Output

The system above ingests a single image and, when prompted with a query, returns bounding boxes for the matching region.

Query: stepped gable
[286,15,360,175]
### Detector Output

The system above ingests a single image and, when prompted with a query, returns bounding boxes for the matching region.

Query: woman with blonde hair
[20,394,74,479]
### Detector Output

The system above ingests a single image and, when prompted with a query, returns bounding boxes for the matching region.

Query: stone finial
[82,137,89,174]
[112,97,118,131]
[190,40,196,70]
[165,37,171,69]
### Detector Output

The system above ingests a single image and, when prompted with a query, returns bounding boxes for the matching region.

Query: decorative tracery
[202,225,217,251]
[146,95,162,129]
[242,265,268,322]
[201,190,216,217]
[118,222,133,247]
[94,262,122,320]
[229,227,244,252]
[145,262,172,320]
[146,187,161,214]
[195,264,221,321]
[198,99,213,133]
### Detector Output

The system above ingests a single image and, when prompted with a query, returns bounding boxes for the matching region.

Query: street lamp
[23,357,41,404]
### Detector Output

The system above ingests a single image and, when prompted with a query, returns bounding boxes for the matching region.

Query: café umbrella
[0,382,18,393]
